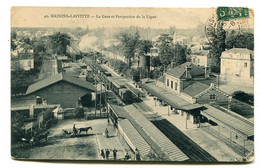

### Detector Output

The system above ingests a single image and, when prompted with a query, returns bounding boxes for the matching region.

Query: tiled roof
[165,62,205,78]
[157,75,165,83]
[182,82,210,97]
[223,48,254,55]
[26,72,95,95]
[138,82,203,111]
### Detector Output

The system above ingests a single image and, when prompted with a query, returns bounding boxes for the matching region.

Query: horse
[78,126,92,134]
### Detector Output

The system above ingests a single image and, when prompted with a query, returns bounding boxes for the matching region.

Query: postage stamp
[217,7,249,21]
[205,7,251,43]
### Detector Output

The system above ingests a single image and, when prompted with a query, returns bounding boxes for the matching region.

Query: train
[85,58,133,104]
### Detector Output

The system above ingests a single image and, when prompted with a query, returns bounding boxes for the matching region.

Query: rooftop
[183,82,210,97]
[26,72,95,95]
[165,62,205,79]
[223,48,254,55]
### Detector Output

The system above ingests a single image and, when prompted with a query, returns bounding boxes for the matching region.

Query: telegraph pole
[100,81,102,117]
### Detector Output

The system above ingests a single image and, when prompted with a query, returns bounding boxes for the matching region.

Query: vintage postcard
[11,7,254,163]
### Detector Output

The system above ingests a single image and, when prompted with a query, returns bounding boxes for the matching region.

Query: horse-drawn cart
[62,126,92,137]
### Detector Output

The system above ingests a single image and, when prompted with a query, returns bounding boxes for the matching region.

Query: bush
[74,107,85,119]
[232,91,254,105]
[150,69,162,79]
[211,65,220,73]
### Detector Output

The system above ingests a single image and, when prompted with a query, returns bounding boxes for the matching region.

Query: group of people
[100,148,140,161]
[100,149,118,160]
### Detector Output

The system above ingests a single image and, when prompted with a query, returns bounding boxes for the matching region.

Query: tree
[209,21,226,72]
[157,35,174,72]
[137,40,153,56]
[117,29,140,66]
[151,56,162,68]
[226,33,254,51]
[171,44,189,66]
[74,107,85,119]
[49,32,71,55]
[158,36,189,71]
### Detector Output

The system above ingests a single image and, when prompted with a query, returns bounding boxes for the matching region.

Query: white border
[1,1,259,168]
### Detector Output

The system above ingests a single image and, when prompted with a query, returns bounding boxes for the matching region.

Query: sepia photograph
[10,6,254,163]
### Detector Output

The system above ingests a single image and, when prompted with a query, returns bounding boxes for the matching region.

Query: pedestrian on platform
[105,128,109,138]
[107,118,110,126]
[100,149,105,160]
[113,148,118,160]
[124,152,131,160]
[105,149,110,160]
[135,148,141,161]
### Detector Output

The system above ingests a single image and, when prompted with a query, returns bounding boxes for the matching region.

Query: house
[190,50,214,68]
[147,46,159,57]
[11,43,34,71]
[220,48,254,84]
[23,72,95,108]
[159,62,229,105]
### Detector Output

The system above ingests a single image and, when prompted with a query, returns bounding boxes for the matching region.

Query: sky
[11,7,222,29]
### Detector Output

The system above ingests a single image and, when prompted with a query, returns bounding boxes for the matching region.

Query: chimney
[185,65,192,78]
[205,66,210,78]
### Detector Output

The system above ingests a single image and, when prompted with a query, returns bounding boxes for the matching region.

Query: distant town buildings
[11,43,34,71]
[220,48,254,85]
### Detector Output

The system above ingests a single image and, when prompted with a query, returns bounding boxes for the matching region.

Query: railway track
[85,57,217,162]
[132,99,217,162]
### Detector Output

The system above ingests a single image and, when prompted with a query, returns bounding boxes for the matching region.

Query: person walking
[73,124,77,135]
[135,148,141,161]
[113,148,118,160]
[107,118,110,126]
[105,128,109,138]
[105,149,110,160]
[100,149,105,160]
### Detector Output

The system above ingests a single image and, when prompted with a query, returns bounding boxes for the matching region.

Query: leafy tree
[157,36,188,71]
[21,37,32,45]
[157,35,173,72]
[11,40,17,50]
[209,22,226,72]
[74,107,85,119]
[151,56,162,68]
[117,29,140,66]
[49,32,71,55]
[225,33,254,51]
[171,43,189,66]
[11,112,26,143]
[137,40,153,56]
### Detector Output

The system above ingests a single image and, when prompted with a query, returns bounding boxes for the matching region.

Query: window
[209,94,216,101]
[171,81,173,89]
[244,62,248,68]
[192,58,195,63]
[198,58,200,63]
[167,79,169,86]
[175,82,178,91]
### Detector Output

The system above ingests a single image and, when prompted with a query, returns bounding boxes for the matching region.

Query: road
[38,59,58,80]
[12,119,107,160]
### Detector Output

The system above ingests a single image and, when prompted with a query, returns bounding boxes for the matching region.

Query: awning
[201,104,254,138]
[138,82,203,111]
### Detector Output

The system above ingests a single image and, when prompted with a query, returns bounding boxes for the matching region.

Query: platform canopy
[138,82,203,111]
[201,104,254,138]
